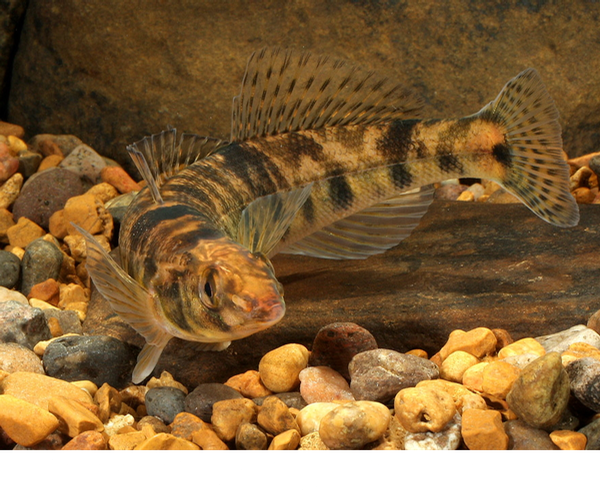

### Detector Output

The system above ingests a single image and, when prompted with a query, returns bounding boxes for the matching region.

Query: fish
[75,47,579,384]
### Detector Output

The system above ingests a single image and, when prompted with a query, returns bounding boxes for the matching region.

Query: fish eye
[200,269,218,309]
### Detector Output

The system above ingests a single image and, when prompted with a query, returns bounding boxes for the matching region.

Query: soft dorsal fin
[280,185,435,260]
[126,128,226,204]
[236,183,313,255]
[231,47,423,142]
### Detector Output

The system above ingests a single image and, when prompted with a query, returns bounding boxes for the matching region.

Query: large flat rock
[84,200,600,388]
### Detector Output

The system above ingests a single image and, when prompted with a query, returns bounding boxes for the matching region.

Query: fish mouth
[252,297,285,324]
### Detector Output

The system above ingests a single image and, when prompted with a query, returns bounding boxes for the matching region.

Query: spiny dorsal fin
[279,185,435,260]
[126,128,226,204]
[231,47,423,142]
[236,183,313,255]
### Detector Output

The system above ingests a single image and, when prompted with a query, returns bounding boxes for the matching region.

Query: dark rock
[0,250,20,288]
[20,238,63,296]
[0,1,27,117]
[7,1,600,166]
[42,334,140,389]
[506,352,570,430]
[41,308,82,336]
[566,357,600,412]
[252,391,307,411]
[235,422,268,450]
[12,168,87,230]
[348,348,439,403]
[0,300,51,348]
[16,150,42,178]
[27,134,83,158]
[184,383,244,423]
[144,386,186,425]
[309,322,378,379]
[579,417,600,450]
[504,420,559,450]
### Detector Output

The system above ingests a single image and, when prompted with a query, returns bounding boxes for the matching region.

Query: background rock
[0,0,27,115]
[4,0,600,167]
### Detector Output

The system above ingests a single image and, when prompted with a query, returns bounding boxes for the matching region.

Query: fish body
[78,48,579,383]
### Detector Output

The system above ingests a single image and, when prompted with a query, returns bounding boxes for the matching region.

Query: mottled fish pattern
[76,47,579,383]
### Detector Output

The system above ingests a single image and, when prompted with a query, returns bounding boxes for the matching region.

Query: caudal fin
[477,68,579,227]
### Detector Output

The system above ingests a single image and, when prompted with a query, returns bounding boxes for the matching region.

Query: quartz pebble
[258,343,309,393]
[7,217,45,248]
[100,165,141,193]
[0,172,23,210]
[404,413,462,450]
[318,401,390,450]
[135,432,199,450]
[191,428,229,450]
[506,352,570,429]
[498,337,545,359]
[169,412,208,441]
[109,431,147,450]
[481,360,521,399]
[0,286,28,305]
[299,431,329,450]
[299,366,354,404]
[349,348,439,403]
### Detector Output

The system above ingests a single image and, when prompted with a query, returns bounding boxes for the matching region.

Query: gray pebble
[20,238,63,296]
[42,334,140,389]
[565,357,600,412]
[504,420,559,450]
[184,383,244,423]
[145,386,186,425]
[578,417,600,450]
[60,144,106,185]
[349,348,439,403]
[0,300,51,348]
[12,168,87,230]
[0,250,20,289]
[42,308,82,335]
[536,324,600,353]
[253,391,307,410]
[17,150,42,178]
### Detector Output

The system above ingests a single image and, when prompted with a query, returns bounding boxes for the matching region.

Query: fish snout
[231,292,285,323]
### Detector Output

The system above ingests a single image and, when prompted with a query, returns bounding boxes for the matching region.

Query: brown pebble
[169,412,208,441]
[211,398,258,442]
[405,349,429,359]
[257,395,300,436]
[27,278,60,306]
[235,422,268,450]
[62,430,107,450]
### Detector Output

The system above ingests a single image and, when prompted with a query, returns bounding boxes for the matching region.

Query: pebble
[0,342,44,374]
[296,402,340,436]
[561,342,600,365]
[256,395,300,436]
[20,238,63,296]
[439,350,480,383]
[0,172,23,210]
[0,371,93,411]
[225,369,272,398]
[11,168,86,229]
[349,348,439,403]
[537,325,600,354]
[0,394,60,447]
[0,300,51,348]
[108,431,147,450]
[17,150,42,178]
[60,144,106,185]
[481,360,521,399]
[7,217,45,248]
[144,387,186,425]
[565,357,600,412]
[135,432,199,450]
[497,337,545,359]
[37,154,63,172]
[184,383,244,423]
[299,366,354,404]
[42,308,82,336]
[394,385,457,433]
[137,415,170,437]
[29,134,83,158]
[318,401,390,450]
[62,193,113,239]
[308,322,378,379]
[42,334,139,389]
[47,395,104,438]
[191,428,229,450]
[0,121,24,138]
[62,430,107,450]
[549,429,587,450]
[461,409,508,450]
[417,379,487,413]
[235,422,268,450]
[86,182,119,203]
[169,412,208,441]
[0,142,19,182]
[269,429,301,450]
[0,208,15,244]
[146,371,188,394]
[506,352,570,429]
[0,287,28,305]
[578,418,600,450]
[211,398,258,442]
[439,327,497,361]
[103,413,135,438]
[27,278,60,306]
[258,343,309,393]
[504,419,559,450]
[0,250,21,288]
[100,165,141,193]
[253,391,307,411]
[404,413,462,450]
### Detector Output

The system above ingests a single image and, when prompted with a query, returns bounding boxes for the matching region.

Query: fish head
[152,238,285,344]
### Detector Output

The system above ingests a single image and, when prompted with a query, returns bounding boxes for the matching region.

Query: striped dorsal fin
[231,47,423,142]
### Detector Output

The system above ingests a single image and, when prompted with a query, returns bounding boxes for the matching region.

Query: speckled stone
[0,342,44,374]
[256,395,300,436]
[394,385,457,433]
[41,308,82,336]
[42,334,139,389]
[184,383,244,423]
[61,430,107,450]
[565,357,600,412]
[506,352,570,430]
[169,412,208,441]
[145,386,186,425]
[20,238,63,296]
[235,422,268,450]
[0,300,51,348]
[12,168,87,230]
[349,348,439,403]
[308,322,378,379]
[258,343,310,393]
[504,419,559,450]
[0,251,20,289]
[211,398,258,442]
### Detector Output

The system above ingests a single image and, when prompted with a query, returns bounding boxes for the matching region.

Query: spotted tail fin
[477,68,579,228]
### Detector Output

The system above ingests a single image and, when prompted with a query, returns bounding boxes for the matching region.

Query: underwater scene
[0,0,600,453]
